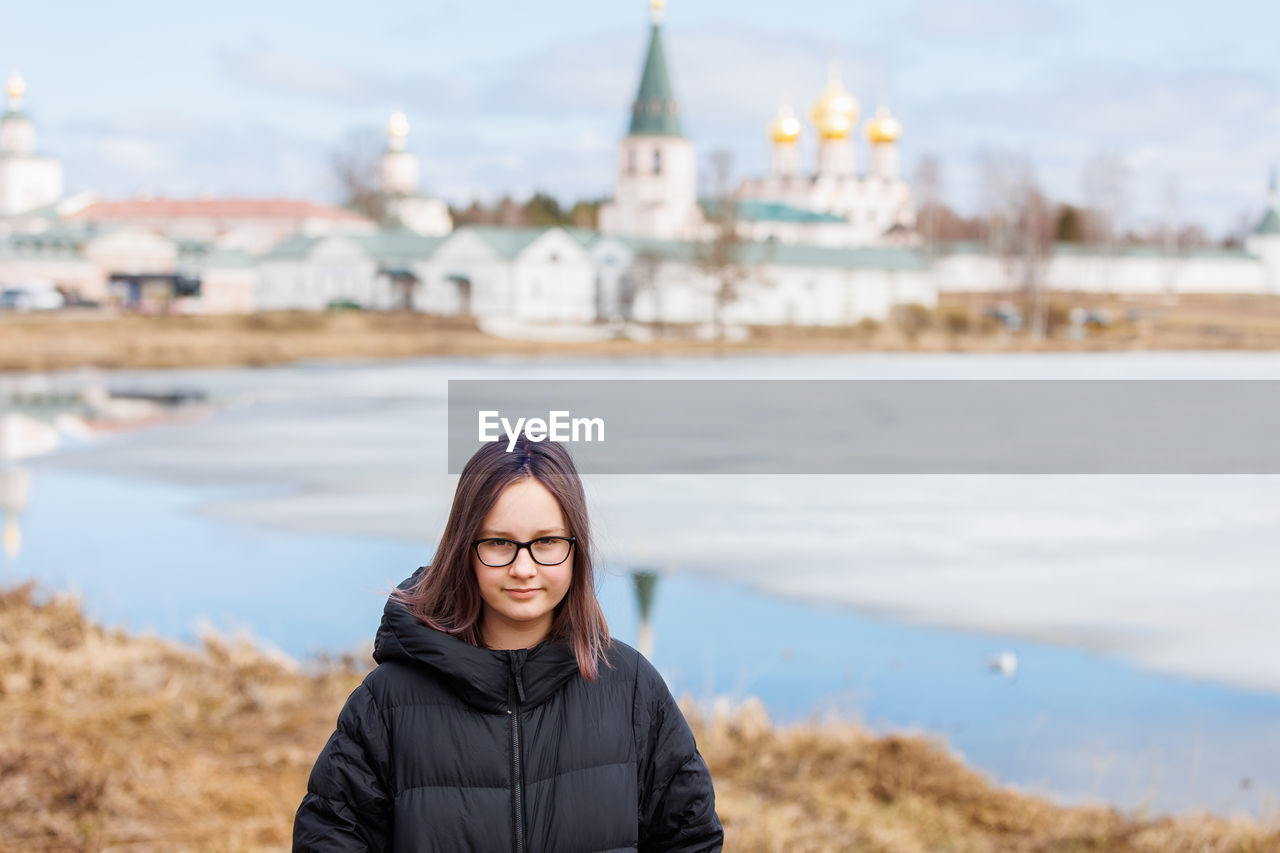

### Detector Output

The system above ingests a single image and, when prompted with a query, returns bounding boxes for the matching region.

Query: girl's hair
[392,436,611,680]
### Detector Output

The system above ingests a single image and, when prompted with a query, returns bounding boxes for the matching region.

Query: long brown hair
[393,436,611,679]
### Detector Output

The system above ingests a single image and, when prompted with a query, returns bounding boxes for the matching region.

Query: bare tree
[628,247,666,333]
[1081,151,1130,294]
[696,149,750,337]
[979,150,1055,339]
[1161,174,1183,298]
[1081,151,1130,244]
[914,153,943,262]
[331,127,389,223]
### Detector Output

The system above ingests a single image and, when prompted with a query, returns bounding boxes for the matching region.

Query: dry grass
[4,295,1280,374]
[2,584,1277,852]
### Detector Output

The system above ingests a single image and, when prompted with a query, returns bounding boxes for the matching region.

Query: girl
[294,437,723,852]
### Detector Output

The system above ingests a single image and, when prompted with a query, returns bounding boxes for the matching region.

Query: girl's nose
[509,551,538,577]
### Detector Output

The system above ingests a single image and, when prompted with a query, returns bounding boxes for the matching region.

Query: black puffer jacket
[294,588,723,852]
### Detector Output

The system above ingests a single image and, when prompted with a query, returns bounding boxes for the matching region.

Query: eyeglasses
[472,536,576,568]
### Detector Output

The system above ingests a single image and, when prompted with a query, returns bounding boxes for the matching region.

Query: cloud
[57,117,335,200]
[902,65,1280,232]
[96,137,177,176]
[900,0,1073,39]
[220,48,375,102]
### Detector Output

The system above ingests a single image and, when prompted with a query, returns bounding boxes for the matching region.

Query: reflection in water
[0,466,29,564]
[631,568,659,659]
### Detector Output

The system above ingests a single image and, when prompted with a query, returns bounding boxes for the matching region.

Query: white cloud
[97,137,176,175]
[220,48,373,102]
[901,0,1073,39]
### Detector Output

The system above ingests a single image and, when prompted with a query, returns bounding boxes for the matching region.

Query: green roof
[700,199,847,224]
[356,228,445,263]
[1,227,90,258]
[261,234,322,260]
[203,247,253,267]
[1255,208,1280,236]
[466,226,550,259]
[620,236,926,270]
[628,24,682,137]
[563,227,601,249]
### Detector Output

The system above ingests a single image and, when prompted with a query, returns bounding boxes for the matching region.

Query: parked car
[983,302,1022,331]
[0,281,65,312]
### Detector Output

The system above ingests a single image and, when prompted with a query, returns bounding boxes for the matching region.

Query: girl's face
[472,477,573,649]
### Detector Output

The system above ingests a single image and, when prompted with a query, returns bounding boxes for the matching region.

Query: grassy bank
[2,584,1276,852]
[3,294,1280,374]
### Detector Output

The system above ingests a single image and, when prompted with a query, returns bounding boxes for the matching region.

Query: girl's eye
[490,539,512,547]
[535,537,556,546]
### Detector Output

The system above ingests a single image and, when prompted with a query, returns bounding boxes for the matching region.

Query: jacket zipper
[509,702,526,853]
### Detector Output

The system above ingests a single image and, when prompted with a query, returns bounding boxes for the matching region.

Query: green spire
[628,23,682,137]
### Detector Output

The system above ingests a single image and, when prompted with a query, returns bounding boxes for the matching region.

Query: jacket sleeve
[293,681,393,852]
[634,655,724,853]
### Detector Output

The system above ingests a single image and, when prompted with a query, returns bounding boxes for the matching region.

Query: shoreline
[3,582,1277,851]
[3,293,1280,373]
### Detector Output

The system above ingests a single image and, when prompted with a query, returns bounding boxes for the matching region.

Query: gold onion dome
[811,63,858,141]
[866,106,902,144]
[7,70,26,107]
[770,102,802,144]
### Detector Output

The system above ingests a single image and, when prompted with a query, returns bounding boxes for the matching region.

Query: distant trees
[1055,205,1084,242]
[695,148,751,337]
[331,128,389,223]
[978,150,1054,339]
[448,194,602,229]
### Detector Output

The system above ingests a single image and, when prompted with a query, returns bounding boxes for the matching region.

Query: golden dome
[7,70,25,107]
[770,102,801,145]
[810,62,858,141]
[866,106,902,145]
[650,0,667,23]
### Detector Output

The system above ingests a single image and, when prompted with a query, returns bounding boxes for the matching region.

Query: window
[627,149,637,176]
[653,148,663,175]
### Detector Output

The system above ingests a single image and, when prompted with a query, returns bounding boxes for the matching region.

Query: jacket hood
[373,570,581,714]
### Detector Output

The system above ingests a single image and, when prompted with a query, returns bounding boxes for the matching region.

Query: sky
[2,0,1278,237]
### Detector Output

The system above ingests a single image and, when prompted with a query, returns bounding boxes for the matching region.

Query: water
[6,351,1280,817]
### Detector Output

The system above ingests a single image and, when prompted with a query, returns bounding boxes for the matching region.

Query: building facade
[0,72,63,218]
[3,5,1280,322]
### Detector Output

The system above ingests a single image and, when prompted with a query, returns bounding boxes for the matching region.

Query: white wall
[257,237,379,310]
[936,249,1269,295]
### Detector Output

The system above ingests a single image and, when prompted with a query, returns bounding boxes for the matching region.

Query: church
[1,2,1279,321]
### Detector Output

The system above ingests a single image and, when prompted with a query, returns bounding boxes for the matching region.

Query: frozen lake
[5,350,1280,815]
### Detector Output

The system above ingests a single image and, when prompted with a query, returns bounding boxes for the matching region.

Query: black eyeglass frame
[471,536,577,568]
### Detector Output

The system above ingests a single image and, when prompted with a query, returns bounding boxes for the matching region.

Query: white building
[590,0,936,324]
[597,0,701,241]
[420,227,597,322]
[734,70,915,247]
[0,71,64,218]
[378,109,452,237]
[4,3,1280,324]
[65,197,377,257]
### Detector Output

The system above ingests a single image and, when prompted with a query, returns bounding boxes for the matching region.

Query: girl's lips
[505,588,541,598]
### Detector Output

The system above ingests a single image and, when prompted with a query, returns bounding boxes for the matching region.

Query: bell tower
[599,0,698,240]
